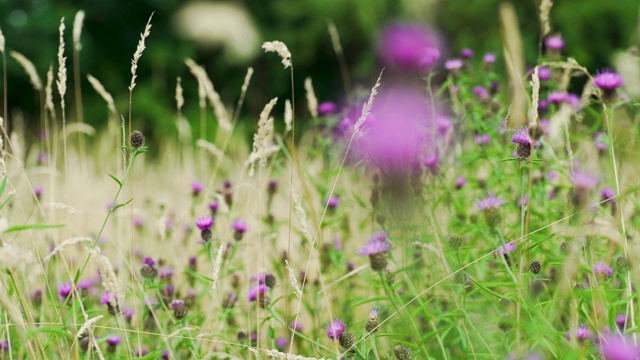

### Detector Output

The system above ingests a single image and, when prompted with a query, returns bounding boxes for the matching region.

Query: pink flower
[326,318,346,340]
[378,23,441,71]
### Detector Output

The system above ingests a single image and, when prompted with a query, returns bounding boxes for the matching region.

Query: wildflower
[339,331,355,350]
[231,220,247,241]
[594,132,608,151]
[171,299,188,319]
[223,180,233,207]
[129,130,145,148]
[289,320,303,333]
[34,186,43,200]
[472,86,489,101]
[100,292,119,315]
[325,197,340,211]
[436,116,452,135]
[599,334,640,360]
[483,52,496,68]
[572,170,598,198]
[444,58,463,71]
[318,101,338,115]
[274,337,287,349]
[615,314,629,330]
[545,35,564,50]
[518,195,529,207]
[158,266,174,280]
[326,318,347,340]
[248,284,270,308]
[530,260,541,274]
[133,216,144,229]
[196,216,214,242]
[161,350,170,360]
[594,70,625,103]
[566,324,593,341]
[140,256,158,279]
[191,181,203,197]
[58,282,73,300]
[423,152,438,171]
[76,278,94,292]
[106,336,121,353]
[359,231,391,271]
[538,66,551,81]
[476,193,505,228]
[601,188,617,212]
[394,345,413,360]
[365,307,380,333]
[267,180,278,196]
[460,48,473,59]
[594,262,613,277]
[135,348,149,357]
[512,128,533,159]
[495,242,516,256]
[222,293,238,309]
[474,134,491,145]
[377,23,441,71]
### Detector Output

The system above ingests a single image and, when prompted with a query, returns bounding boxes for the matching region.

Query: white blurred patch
[174,3,259,62]
[613,50,640,98]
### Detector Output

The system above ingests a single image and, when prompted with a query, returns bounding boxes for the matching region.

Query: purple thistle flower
[594,70,625,91]
[58,282,73,299]
[251,272,267,285]
[538,66,551,81]
[472,86,489,101]
[325,197,340,208]
[161,350,170,360]
[358,232,391,256]
[423,153,438,169]
[141,256,156,267]
[231,221,247,233]
[601,188,616,202]
[511,128,532,146]
[318,101,338,115]
[290,320,303,333]
[518,195,529,207]
[334,235,343,251]
[566,324,593,341]
[191,181,204,196]
[483,53,496,64]
[135,348,149,357]
[159,266,174,279]
[436,116,452,135]
[34,186,43,198]
[475,193,506,211]
[100,292,111,305]
[594,132,608,150]
[444,59,463,71]
[378,23,441,71]
[495,242,516,256]
[195,216,214,231]
[545,35,564,50]
[208,201,219,214]
[170,299,184,308]
[547,91,569,104]
[275,337,287,349]
[474,134,491,145]
[123,308,134,319]
[455,176,467,190]
[460,48,473,59]
[247,284,269,302]
[106,336,121,346]
[326,318,347,340]
[572,171,599,191]
[594,263,613,277]
[599,334,640,360]
[370,307,380,318]
[76,279,94,291]
[133,216,145,229]
[615,314,629,329]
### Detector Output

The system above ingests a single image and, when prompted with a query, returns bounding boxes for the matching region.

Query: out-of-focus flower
[545,35,564,50]
[599,334,640,360]
[565,324,593,341]
[326,318,347,340]
[378,23,441,71]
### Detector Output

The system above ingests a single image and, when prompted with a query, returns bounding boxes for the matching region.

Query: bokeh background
[0,0,638,141]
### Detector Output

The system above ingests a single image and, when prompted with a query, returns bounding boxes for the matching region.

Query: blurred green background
[0,0,638,142]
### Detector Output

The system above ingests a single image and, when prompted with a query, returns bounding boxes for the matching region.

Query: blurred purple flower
[572,171,599,191]
[231,220,247,233]
[472,86,489,101]
[444,59,463,71]
[538,66,551,81]
[353,86,437,173]
[455,176,467,189]
[483,53,496,64]
[275,337,287,349]
[476,193,506,210]
[599,334,640,360]
[358,231,391,256]
[248,284,269,302]
[378,23,441,71]
[460,48,473,59]
[326,318,347,340]
[290,320,303,333]
[495,242,516,255]
[325,197,340,208]
[545,35,564,50]
[191,181,203,196]
[594,70,625,91]
[593,262,613,277]
[318,101,338,115]
[196,216,214,231]
[512,128,532,146]
[436,116,452,135]
[474,134,491,145]
[566,324,593,341]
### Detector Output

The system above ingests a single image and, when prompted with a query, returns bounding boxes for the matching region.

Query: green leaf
[0,177,7,198]
[111,198,134,211]
[108,174,122,186]
[5,224,65,233]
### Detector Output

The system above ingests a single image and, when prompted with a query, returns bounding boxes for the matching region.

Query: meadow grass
[0,6,639,360]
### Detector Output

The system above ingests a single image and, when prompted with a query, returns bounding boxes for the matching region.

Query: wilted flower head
[326,318,347,340]
[378,23,441,71]
[594,70,625,91]
[545,35,564,50]
[353,86,437,173]
[593,262,613,277]
[566,324,593,341]
[476,193,506,211]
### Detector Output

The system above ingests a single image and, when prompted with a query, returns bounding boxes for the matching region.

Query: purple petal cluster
[545,35,564,50]
[495,242,516,255]
[231,220,247,233]
[141,256,156,267]
[326,318,347,340]
[318,101,338,115]
[599,334,640,360]
[593,262,613,277]
[483,53,496,64]
[565,324,593,341]
[195,216,214,231]
[572,171,599,191]
[444,59,463,71]
[511,128,532,146]
[475,193,506,211]
[358,231,391,256]
[247,284,269,302]
[593,70,625,91]
[378,23,441,71]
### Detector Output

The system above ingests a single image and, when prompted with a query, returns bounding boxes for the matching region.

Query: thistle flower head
[58,282,73,299]
[565,324,593,341]
[378,23,441,70]
[195,216,214,231]
[572,171,599,191]
[106,336,121,346]
[460,48,473,59]
[483,52,496,63]
[358,232,391,256]
[594,70,625,91]
[191,181,203,196]
[318,101,338,115]
[325,197,340,208]
[141,256,155,267]
[158,266,174,279]
[545,35,564,50]
[326,318,347,340]
[231,220,247,233]
[495,242,516,255]
[444,59,463,71]
[511,128,532,146]
[289,320,303,333]
[475,193,506,211]
[247,284,269,302]
[599,334,640,360]
[594,262,613,277]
